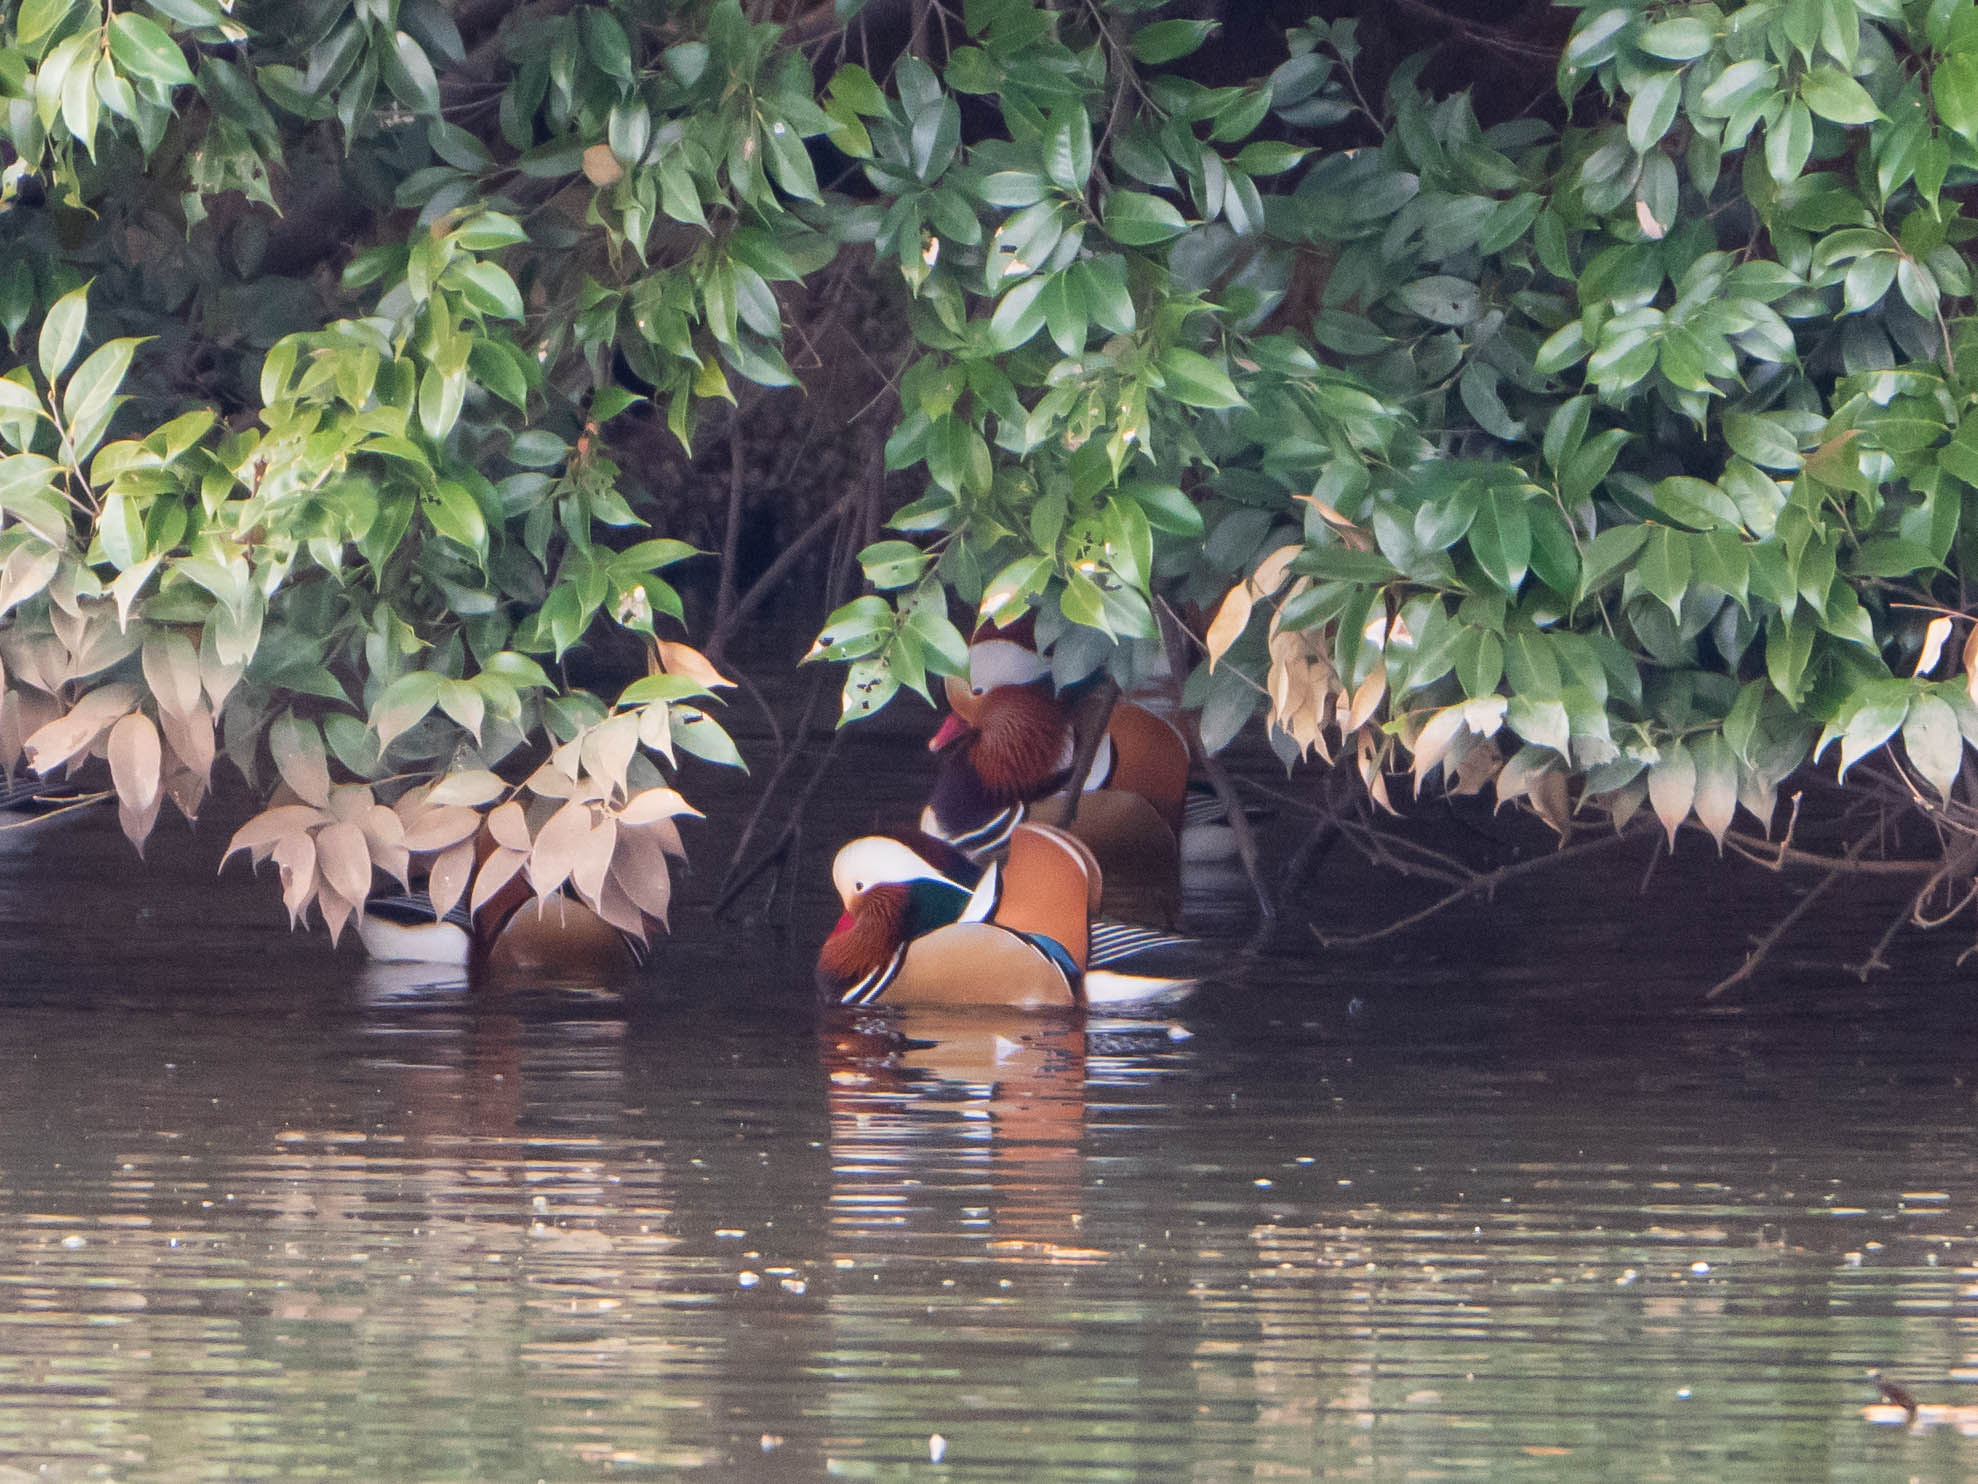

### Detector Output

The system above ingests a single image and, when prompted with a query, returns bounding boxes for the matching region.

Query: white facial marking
[831,837,948,909]
[969,639,1049,693]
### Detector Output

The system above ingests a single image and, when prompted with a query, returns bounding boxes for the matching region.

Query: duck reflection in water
[823,1006,1093,1254]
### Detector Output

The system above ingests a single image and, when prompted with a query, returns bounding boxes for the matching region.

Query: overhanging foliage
[7,0,1978,958]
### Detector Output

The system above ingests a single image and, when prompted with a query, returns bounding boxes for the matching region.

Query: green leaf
[1393,275,1480,327]
[1799,65,1882,125]
[371,670,442,749]
[39,282,90,386]
[1574,530,1653,605]
[61,336,140,440]
[449,261,524,321]
[1628,69,1682,153]
[1123,481,1204,538]
[1102,190,1190,246]
[1159,347,1243,409]
[107,13,194,88]
[581,9,634,81]
[1469,484,1532,594]
[1904,692,1964,801]
[1636,16,1713,59]
[1132,18,1218,64]
[1637,527,1690,618]
[427,482,488,558]
[1721,411,1803,471]
[859,539,930,589]
[1935,52,1978,141]
[1833,687,1911,779]
[381,31,442,116]
[673,706,746,767]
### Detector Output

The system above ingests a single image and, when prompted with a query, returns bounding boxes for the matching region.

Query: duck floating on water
[817,823,1201,1009]
[358,835,644,978]
[930,618,1252,868]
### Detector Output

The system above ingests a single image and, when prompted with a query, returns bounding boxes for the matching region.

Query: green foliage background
[6,0,1978,939]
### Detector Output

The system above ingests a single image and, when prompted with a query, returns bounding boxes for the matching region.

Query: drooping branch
[1706,834,1869,999]
[1314,824,1650,949]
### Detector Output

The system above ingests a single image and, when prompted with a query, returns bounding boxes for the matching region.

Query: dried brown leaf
[487,799,531,853]
[655,639,735,690]
[617,786,701,826]
[638,702,674,764]
[470,845,527,915]
[1411,705,1468,792]
[1919,615,1954,677]
[526,798,595,901]
[610,826,674,924]
[1646,747,1697,848]
[569,816,617,909]
[581,713,641,799]
[427,769,507,807]
[1203,584,1252,672]
[401,803,481,853]
[318,884,354,945]
[269,711,331,808]
[326,782,374,823]
[272,830,317,927]
[1344,662,1387,734]
[159,697,215,787]
[223,806,328,865]
[315,820,374,911]
[23,684,138,774]
[1249,543,1303,597]
[162,764,206,822]
[592,869,651,940]
[108,711,161,814]
[428,838,476,924]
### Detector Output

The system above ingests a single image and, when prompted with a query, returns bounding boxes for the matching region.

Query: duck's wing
[1099,703,1189,833]
[1082,918,1207,1006]
[991,823,1096,971]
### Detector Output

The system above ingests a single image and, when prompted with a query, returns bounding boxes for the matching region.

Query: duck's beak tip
[928,712,970,752]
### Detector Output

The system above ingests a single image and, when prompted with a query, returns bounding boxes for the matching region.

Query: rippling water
[4,731,1978,1480]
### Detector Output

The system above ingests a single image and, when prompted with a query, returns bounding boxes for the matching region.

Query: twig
[1315,826,1646,949]
[706,487,859,670]
[711,395,752,648]
[1154,597,1274,918]
[1056,678,1120,830]
[1706,834,1869,999]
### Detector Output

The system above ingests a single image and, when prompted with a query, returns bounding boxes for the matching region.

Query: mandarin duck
[938,617,1257,864]
[358,835,644,977]
[921,670,1188,928]
[817,823,1201,1008]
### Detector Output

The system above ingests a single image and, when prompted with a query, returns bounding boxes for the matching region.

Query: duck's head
[818,832,981,997]
[931,617,1051,747]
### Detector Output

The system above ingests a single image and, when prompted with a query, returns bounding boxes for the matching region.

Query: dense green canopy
[5,0,1978,960]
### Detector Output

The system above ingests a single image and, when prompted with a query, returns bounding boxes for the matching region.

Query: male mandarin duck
[817,823,1201,1008]
[929,616,1250,868]
[920,626,1189,926]
[358,837,643,977]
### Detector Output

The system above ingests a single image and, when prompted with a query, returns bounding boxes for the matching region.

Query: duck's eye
[853,881,865,893]
[971,685,985,696]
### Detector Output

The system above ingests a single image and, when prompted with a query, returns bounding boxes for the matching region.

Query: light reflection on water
[2,803,1978,1477]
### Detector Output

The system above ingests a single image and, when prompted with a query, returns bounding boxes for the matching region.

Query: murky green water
[4,742,1978,1480]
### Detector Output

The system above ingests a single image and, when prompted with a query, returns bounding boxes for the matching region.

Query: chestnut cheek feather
[816,885,908,984]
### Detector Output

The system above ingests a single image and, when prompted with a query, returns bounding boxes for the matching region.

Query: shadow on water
[3,743,1978,1479]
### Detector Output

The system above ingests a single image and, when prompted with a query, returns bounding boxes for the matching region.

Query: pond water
[3,722,1977,1481]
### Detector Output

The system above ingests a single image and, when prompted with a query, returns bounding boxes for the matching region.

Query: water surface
[2,743,1975,1480]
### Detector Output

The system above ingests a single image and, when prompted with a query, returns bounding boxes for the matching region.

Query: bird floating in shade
[817,823,1203,1009]
[928,616,1258,868]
